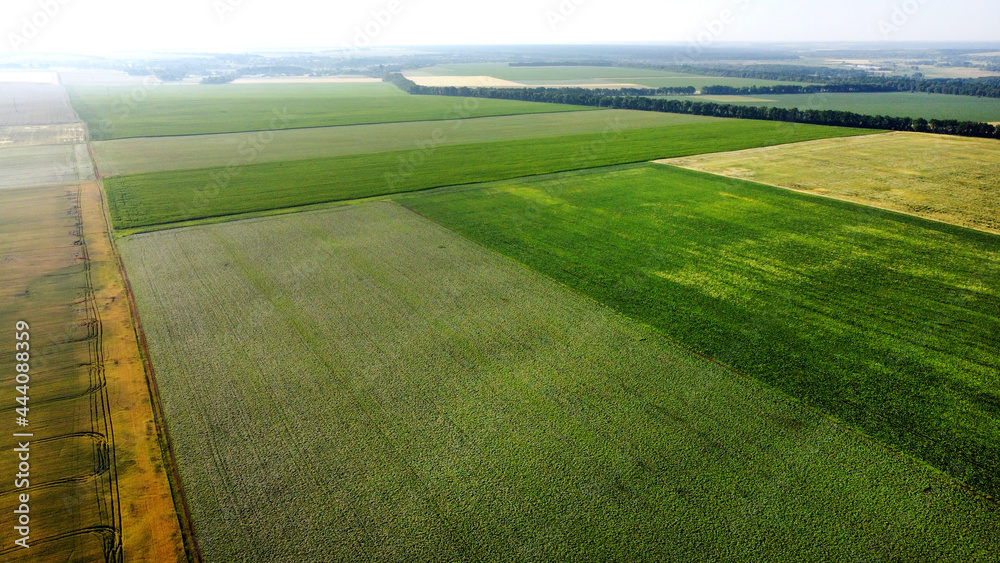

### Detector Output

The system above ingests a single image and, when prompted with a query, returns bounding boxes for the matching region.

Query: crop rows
[400,164,1000,500]
[68,82,594,140]
[103,120,874,231]
[116,202,1000,562]
[91,110,719,177]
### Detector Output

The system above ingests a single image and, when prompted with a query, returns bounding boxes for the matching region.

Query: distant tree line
[385,73,1000,140]
[655,63,873,82]
[701,84,900,96]
[509,61,615,67]
[201,75,237,85]
[701,78,1000,98]
[623,63,1000,98]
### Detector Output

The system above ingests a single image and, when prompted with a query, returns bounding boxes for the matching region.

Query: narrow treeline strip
[641,63,1000,98]
[386,74,1000,140]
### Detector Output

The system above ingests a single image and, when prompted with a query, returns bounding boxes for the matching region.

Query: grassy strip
[118,202,1000,562]
[399,164,1000,500]
[67,82,595,140]
[104,120,875,230]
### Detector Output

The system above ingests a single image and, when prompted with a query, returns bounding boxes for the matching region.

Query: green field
[117,202,1000,562]
[408,63,804,88]
[91,110,723,177]
[399,164,1000,500]
[68,82,594,140]
[103,120,875,231]
[656,91,1000,122]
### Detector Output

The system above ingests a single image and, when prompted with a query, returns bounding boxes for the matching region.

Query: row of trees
[702,78,1000,98]
[640,64,1000,98]
[384,74,1000,140]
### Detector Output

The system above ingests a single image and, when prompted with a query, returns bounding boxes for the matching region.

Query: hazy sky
[2,0,998,55]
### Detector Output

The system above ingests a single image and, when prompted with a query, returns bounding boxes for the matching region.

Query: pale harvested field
[0,123,87,147]
[0,83,80,125]
[91,110,722,176]
[405,74,526,87]
[0,71,59,84]
[0,144,95,189]
[58,70,161,86]
[0,182,187,562]
[0,184,122,562]
[231,76,382,84]
[658,131,1000,233]
[0,81,188,560]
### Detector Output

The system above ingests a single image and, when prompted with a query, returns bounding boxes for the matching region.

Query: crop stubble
[659,131,1000,233]
[0,81,186,561]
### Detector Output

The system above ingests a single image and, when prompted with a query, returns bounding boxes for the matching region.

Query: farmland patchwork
[116,202,1000,562]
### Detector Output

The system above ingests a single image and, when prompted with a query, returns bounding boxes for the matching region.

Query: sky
[2,0,998,56]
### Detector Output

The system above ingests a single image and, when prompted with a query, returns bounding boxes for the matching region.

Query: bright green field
[91,110,723,177]
[117,202,1000,562]
[67,82,594,140]
[657,91,1000,122]
[104,120,875,231]
[408,63,804,88]
[399,164,1000,500]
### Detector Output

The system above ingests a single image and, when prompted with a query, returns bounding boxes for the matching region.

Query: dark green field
[399,164,1000,499]
[104,120,875,231]
[68,82,594,140]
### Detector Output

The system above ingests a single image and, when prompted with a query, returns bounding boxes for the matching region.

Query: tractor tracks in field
[77,196,123,561]
[9,182,125,562]
[86,133,205,563]
[75,181,124,562]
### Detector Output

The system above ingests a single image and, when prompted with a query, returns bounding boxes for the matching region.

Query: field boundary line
[75,181,125,561]
[86,134,205,563]
[111,126,883,235]
[655,159,1000,238]
[397,201,1000,508]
